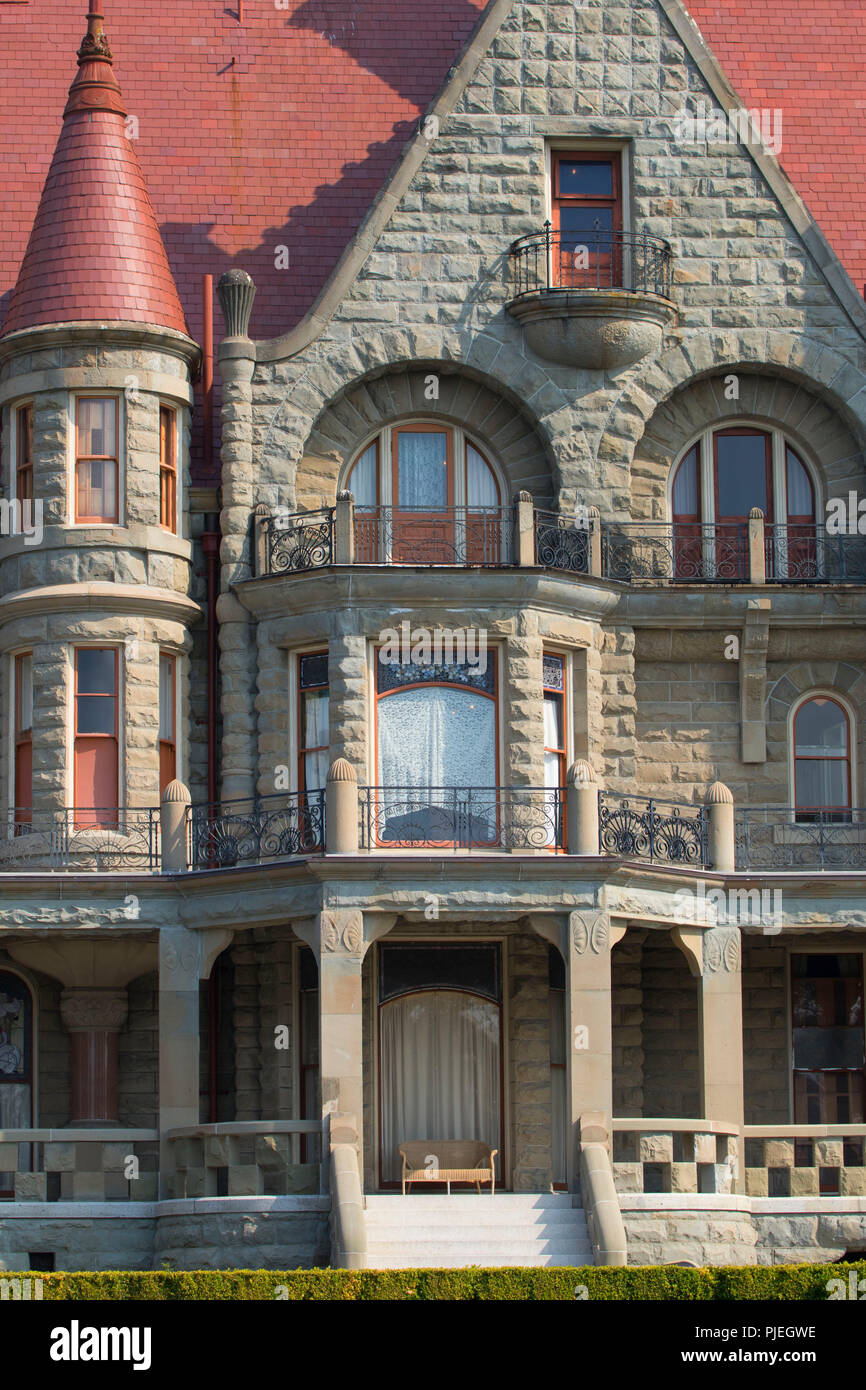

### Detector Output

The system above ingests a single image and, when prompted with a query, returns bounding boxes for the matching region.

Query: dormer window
[75,396,118,523]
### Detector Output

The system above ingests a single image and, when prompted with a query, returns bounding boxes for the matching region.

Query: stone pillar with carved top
[700,927,745,1130]
[566,909,616,1192]
[297,909,394,1189]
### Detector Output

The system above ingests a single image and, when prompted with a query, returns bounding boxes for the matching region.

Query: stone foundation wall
[622,1201,866,1266]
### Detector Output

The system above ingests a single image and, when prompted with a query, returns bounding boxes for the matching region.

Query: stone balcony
[505,223,677,370]
[252,500,866,587]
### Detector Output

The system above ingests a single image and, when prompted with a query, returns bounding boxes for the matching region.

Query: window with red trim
[75,397,118,523]
[551,151,622,286]
[16,405,33,505]
[159,652,176,793]
[159,406,177,532]
[298,652,329,794]
[13,653,32,822]
[74,648,118,823]
[793,696,851,823]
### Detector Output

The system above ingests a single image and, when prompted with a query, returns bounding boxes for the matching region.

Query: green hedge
[14,1263,866,1300]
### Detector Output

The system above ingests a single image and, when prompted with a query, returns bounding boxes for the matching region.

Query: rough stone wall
[641,931,700,1117]
[742,936,788,1125]
[508,927,552,1191]
[612,936,644,1117]
[118,971,158,1129]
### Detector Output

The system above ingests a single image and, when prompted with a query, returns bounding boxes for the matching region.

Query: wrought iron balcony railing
[189,791,326,870]
[602,522,748,583]
[599,792,708,867]
[534,510,590,574]
[764,524,866,583]
[359,786,565,851]
[264,508,334,574]
[509,224,674,300]
[2,809,160,872]
[353,506,512,566]
[735,807,866,870]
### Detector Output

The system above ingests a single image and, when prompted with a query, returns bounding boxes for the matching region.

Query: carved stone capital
[60,988,128,1034]
[702,927,741,977]
[570,910,609,956]
[320,910,364,957]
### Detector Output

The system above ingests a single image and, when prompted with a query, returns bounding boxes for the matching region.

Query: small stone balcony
[506,223,677,370]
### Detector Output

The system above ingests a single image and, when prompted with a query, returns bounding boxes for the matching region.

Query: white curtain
[380,990,500,1183]
[786,447,814,518]
[466,445,498,508]
[348,443,377,509]
[397,432,448,509]
[377,687,495,790]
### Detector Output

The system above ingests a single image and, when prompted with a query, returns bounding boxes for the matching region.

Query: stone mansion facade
[0,0,864,1269]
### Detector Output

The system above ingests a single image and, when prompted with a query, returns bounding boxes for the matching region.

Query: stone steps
[364,1193,593,1268]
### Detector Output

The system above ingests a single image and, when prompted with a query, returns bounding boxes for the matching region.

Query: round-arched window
[793,696,852,822]
[345,423,504,564]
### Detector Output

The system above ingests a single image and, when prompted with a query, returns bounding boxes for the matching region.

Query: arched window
[793,696,852,822]
[345,423,504,564]
[670,426,818,578]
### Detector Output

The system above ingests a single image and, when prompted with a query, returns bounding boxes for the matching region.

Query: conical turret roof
[2,6,187,336]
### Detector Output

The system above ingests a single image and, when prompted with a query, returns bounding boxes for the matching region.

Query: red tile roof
[685,0,866,295]
[2,8,188,337]
[1,3,863,341]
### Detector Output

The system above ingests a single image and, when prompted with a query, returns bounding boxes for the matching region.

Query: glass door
[714,428,772,574]
[390,425,453,562]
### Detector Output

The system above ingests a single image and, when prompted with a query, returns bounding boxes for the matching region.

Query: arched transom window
[671,425,816,530]
[793,696,852,822]
[345,422,505,564]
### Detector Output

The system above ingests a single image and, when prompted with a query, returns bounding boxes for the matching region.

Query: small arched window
[344,423,504,564]
[793,696,852,822]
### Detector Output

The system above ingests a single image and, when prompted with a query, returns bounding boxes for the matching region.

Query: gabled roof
[2,7,187,337]
[1,2,863,345]
[684,0,866,296]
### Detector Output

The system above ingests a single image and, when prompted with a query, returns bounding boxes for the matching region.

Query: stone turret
[0,5,201,819]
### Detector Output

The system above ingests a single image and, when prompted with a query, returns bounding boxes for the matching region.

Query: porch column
[566,910,615,1191]
[60,990,128,1123]
[672,925,745,1128]
[700,927,745,1127]
[158,926,232,1192]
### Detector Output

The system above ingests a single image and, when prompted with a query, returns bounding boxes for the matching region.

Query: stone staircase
[364,1192,593,1268]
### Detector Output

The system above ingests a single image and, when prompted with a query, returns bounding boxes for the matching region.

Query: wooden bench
[398,1140,498,1195]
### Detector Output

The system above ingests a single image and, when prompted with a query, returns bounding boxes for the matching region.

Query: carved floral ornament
[571,911,609,956]
[702,928,741,976]
[320,912,364,955]
[60,989,128,1033]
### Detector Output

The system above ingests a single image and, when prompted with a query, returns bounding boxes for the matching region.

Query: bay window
[374,652,497,845]
[159,405,177,532]
[298,651,329,794]
[159,652,177,792]
[73,648,118,822]
[13,653,32,821]
[75,396,118,523]
[15,404,33,505]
